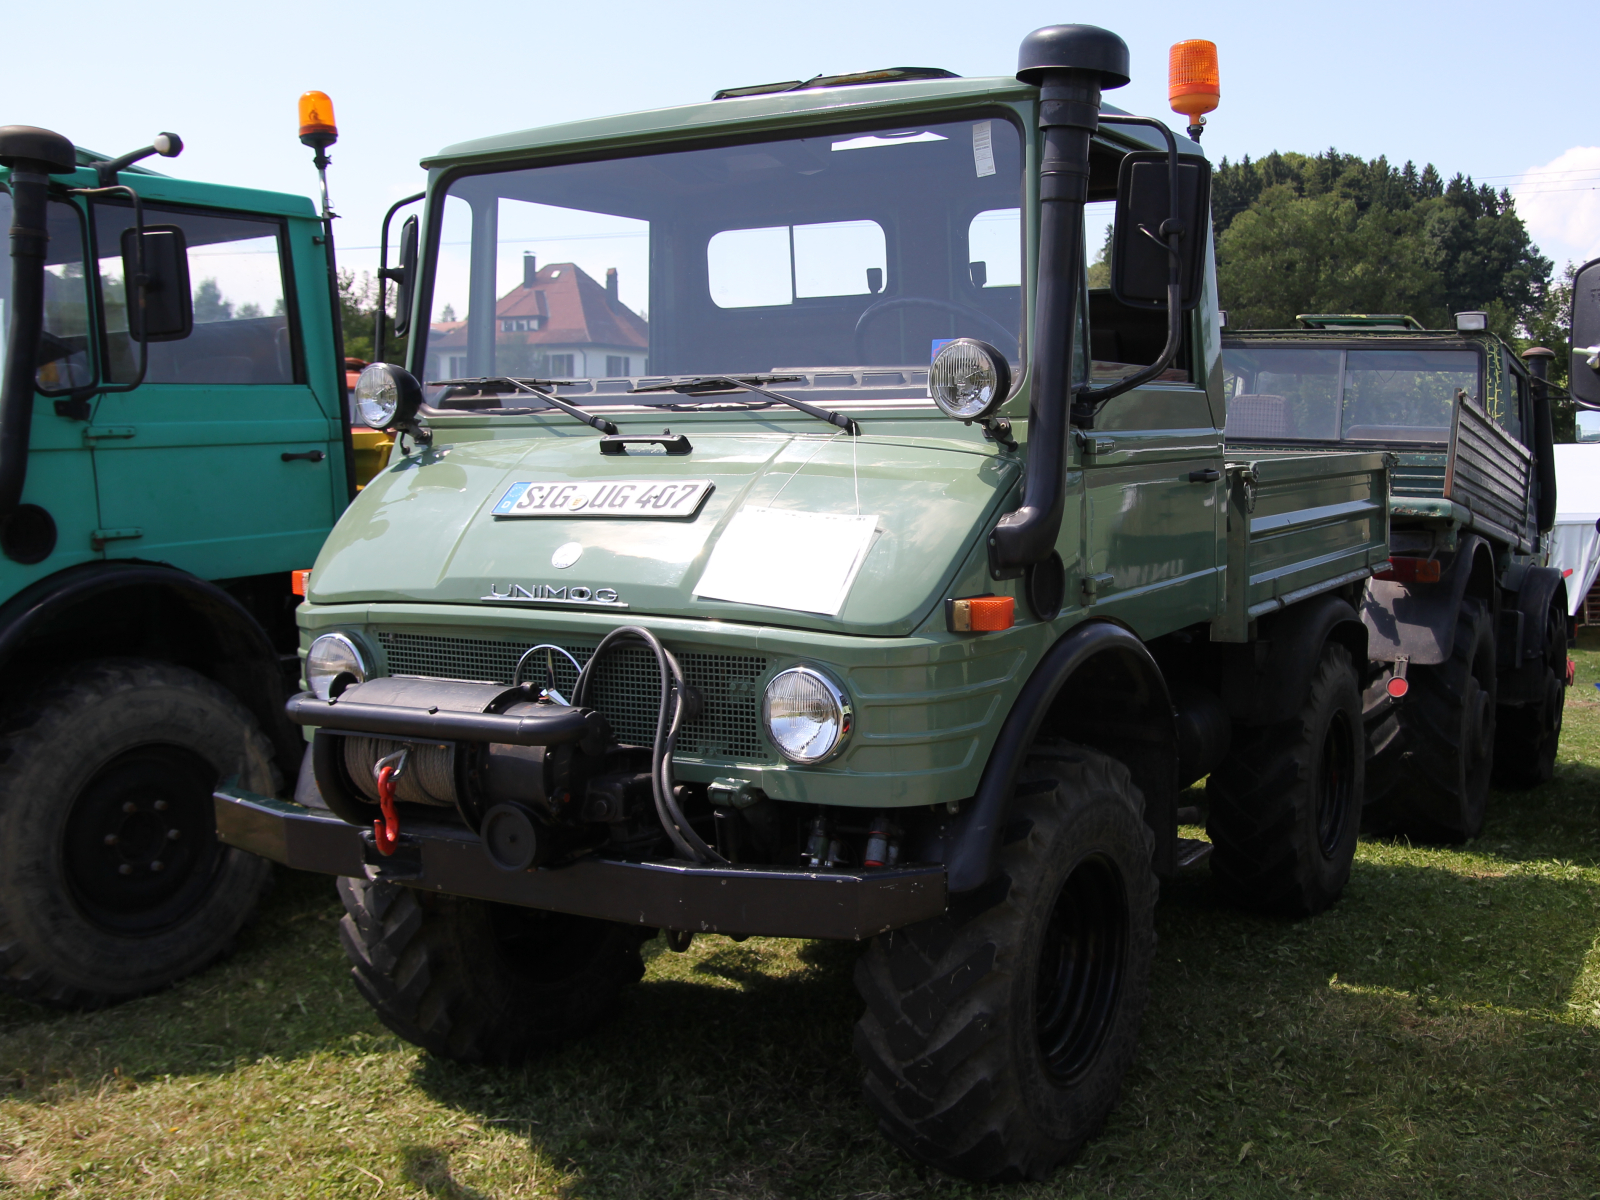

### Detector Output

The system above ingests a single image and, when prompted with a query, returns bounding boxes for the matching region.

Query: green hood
[308,429,1019,635]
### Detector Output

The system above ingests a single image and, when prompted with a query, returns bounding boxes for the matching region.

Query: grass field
[2,637,1598,1198]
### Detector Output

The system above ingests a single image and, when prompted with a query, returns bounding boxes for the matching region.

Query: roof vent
[714,67,958,101]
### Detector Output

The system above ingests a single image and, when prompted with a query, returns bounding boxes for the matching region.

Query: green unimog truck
[0,121,362,1007]
[214,25,1397,1179]
[1222,313,1570,840]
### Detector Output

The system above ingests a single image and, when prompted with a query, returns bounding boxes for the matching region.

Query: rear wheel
[1206,642,1364,917]
[338,877,650,1064]
[852,744,1156,1181]
[1494,600,1567,788]
[1389,600,1497,840]
[0,660,277,1008]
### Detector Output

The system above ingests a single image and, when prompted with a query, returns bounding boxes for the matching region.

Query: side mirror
[390,215,419,338]
[1572,256,1600,408]
[121,224,193,342]
[1110,151,1211,311]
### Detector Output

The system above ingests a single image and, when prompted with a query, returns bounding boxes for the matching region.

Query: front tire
[1494,599,1567,788]
[852,744,1156,1181]
[0,659,277,1008]
[1206,642,1364,917]
[337,877,650,1064]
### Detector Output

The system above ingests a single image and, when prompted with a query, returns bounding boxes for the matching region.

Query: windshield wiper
[629,375,859,435]
[427,376,619,435]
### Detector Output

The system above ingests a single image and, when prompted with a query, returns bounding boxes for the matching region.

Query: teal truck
[214,26,1396,1179]
[0,123,357,1006]
[1222,313,1569,840]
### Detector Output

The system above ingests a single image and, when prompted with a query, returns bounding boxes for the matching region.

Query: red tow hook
[372,748,408,856]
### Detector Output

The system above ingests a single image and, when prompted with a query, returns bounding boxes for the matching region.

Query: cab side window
[95,203,295,385]
[0,196,94,391]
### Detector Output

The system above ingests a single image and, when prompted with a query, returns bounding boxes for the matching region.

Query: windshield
[1222,346,1481,443]
[419,114,1024,407]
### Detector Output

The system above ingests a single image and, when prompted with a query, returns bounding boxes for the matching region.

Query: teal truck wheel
[213,25,1396,1179]
[0,120,359,1005]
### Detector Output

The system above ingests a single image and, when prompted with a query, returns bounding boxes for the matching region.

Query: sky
[4,0,1595,288]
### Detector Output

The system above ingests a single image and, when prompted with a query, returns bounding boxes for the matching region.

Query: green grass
[3,638,1600,1198]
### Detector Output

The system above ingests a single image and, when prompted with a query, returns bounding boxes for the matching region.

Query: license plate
[491,478,714,518]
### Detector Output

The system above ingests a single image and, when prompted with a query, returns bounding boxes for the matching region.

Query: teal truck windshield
[1223,346,1480,443]
[420,114,1024,401]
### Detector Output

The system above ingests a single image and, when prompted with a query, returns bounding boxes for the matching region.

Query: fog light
[763,667,852,764]
[306,632,368,700]
[929,338,1012,421]
[1455,311,1488,332]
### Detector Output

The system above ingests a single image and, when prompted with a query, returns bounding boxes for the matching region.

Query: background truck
[215,26,1397,1180]
[0,119,361,1007]
[1222,312,1569,840]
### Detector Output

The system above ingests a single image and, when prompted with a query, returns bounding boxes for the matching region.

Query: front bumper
[213,784,946,940]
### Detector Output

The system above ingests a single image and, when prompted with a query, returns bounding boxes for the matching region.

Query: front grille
[376,631,772,762]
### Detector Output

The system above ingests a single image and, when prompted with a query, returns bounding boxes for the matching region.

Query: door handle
[282,450,327,463]
[1187,468,1221,483]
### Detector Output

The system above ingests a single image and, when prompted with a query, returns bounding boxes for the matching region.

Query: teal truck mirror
[1572,256,1600,408]
[1111,151,1211,311]
[121,224,192,342]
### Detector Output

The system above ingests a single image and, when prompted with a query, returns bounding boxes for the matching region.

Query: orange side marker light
[291,568,312,596]
[947,595,1015,633]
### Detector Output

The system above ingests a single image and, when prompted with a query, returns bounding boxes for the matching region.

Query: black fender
[1498,565,1568,705]
[0,560,299,774]
[1216,592,1369,726]
[935,620,1178,893]
[1361,533,1496,666]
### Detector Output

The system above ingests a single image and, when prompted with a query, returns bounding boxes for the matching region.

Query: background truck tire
[0,659,277,1008]
[1386,600,1497,840]
[337,877,649,1064]
[1205,642,1363,917]
[1494,600,1566,788]
[852,743,1156,1182]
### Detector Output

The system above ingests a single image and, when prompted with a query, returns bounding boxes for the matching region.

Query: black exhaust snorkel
[988,27,1130,575]
[0,127,76,532]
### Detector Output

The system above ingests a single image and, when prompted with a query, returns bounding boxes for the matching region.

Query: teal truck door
[85,201,339,576]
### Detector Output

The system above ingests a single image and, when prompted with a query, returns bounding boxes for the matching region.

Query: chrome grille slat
[375,631,772,761]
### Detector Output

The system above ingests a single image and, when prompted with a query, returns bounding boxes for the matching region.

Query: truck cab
[0,127,353,1007]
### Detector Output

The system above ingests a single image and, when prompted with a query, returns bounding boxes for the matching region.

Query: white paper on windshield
[972,121,996,178]
[694,507,878,616]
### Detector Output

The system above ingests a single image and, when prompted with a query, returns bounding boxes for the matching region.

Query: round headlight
[763,667,852,764]
[306,632,368,700]
[929,338,1013,421]
[353,362,423,430]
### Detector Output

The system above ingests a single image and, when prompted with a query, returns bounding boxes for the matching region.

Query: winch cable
[573,626,725,864]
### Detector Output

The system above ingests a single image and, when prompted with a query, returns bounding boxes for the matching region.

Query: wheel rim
[1035,853,1128,1084]
[62,745,225,934]
[1316,709,1355,858]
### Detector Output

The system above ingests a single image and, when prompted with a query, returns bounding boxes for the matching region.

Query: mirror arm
[67,185,150,395]
[1074,113,1185,425]
[374,191,424,365]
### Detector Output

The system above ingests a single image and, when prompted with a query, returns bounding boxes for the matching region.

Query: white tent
[1549,444,1600,615]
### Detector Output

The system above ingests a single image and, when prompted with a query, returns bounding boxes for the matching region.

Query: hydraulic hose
[573,626,725,864]
[0,167,51,520]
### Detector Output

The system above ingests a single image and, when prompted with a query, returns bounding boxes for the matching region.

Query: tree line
[1212,150,1575,400]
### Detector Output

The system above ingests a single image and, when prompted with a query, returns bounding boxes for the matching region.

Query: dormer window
[501,317,544,332]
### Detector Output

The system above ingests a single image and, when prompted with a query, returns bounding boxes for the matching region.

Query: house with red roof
[425,255,648,381]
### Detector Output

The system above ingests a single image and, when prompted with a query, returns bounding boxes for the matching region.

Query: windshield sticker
[694,507,878,616]
[972,121,996,178]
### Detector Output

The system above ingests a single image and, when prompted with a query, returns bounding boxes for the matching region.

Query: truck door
[85,201,340,577]
[1074,205,1222,629]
